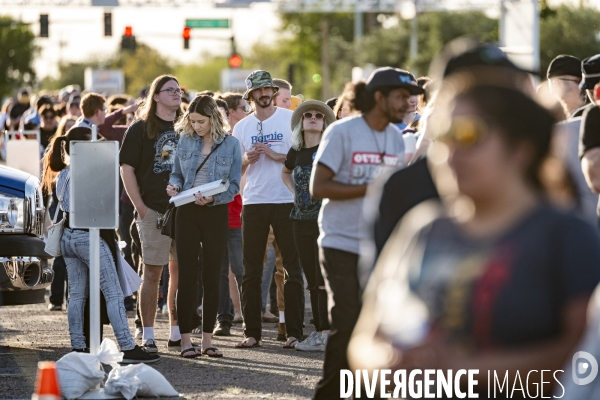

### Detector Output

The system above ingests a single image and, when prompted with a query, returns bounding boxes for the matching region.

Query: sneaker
[48,304,62,311]
[121,345,160,364]
[134,326,143,340]
[167,339,201,352]
[161,304,169,315]
[296,331,324,352]
[213,323,231,336]
[142,338,158,353]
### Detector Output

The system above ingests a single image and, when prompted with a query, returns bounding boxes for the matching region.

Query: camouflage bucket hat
[243,70,280,100]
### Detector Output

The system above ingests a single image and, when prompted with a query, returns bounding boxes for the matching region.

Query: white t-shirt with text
[233,107,294,205]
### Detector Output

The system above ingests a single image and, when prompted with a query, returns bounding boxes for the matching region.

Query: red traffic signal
[124,26,133,37]
[182,27,191,39]
[228,54,242,69]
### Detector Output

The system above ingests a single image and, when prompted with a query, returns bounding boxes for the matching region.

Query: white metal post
[89,124,101,355]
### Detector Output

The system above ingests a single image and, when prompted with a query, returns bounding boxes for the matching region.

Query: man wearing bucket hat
[309,67,423,398]
[233,70,304,349]
[282,100,335,352]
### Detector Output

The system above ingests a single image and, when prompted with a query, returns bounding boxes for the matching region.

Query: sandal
[202,347,223,358]
[180,348,201,358]
[283,338,299,349]
[235,337,261,348]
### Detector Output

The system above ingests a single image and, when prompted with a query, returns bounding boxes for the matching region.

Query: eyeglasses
[256,121,263,143]
[159,88,183,96]
[438,116,488,147]
[303,112,324,120]
[237,104,252,113]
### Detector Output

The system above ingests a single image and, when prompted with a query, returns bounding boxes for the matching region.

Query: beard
[254,95,273,109]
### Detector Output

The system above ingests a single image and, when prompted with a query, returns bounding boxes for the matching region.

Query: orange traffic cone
[32,361,61,400]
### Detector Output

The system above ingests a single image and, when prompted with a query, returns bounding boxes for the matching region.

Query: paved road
[0,297,324,399]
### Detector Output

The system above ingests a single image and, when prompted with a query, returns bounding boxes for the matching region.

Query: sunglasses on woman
[439,116,488,147]
[303,112,324,120]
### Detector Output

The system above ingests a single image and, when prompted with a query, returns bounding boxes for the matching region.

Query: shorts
[135,208,177,266]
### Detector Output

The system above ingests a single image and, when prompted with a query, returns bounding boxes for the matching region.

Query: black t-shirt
[397,202,600,348]
[119,118,178,214]
[40,126,57,149]
[580,104,600,158]
[284,145,321,220]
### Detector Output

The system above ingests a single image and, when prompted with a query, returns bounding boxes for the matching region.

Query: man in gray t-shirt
[310,67,424,399]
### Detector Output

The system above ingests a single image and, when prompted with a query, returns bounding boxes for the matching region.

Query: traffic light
[104,13,112,36]
[183,27,191,50]
[121,26,136,52]
[40,14,49,38]
[228,54,243,69]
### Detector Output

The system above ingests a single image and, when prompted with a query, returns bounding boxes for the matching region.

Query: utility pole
[321,18,330,101]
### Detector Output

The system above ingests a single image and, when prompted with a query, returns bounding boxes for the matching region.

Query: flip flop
[202,347,223,358]
[180,348,201,358]
[235,338,261,349]
[283,338,299,349]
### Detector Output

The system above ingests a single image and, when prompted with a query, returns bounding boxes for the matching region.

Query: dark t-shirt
[580,105,600,158]
[40,126,57,149]
[401,202,600,348]
[119,118,178,214]
[284,145,321,220]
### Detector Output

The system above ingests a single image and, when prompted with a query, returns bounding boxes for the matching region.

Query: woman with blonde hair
[167,95,242,358]
[282,100,335,351]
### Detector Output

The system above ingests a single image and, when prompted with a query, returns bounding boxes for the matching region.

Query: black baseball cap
[547,55,581,79]
[429,37,533,81]
[365,67,425,95]
[580,54,600,91]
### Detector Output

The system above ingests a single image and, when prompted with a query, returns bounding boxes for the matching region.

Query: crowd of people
[5,36,600,397]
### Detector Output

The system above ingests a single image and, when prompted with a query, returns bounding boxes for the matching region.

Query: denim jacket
[169,133,242,206]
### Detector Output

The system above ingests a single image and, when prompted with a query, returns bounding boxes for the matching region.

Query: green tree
[174,55,230,93]
[0,16,37,97]
[540,5,600,76]
[114,44,173,94]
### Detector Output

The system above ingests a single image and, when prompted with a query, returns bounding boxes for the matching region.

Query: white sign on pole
[500,0,539,73]
[69,141,119,229]
[4,131,41,178]
[69,128,118,356]
[220,69,253,93]
[84,68,125,96]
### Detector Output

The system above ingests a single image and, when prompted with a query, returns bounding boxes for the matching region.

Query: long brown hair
[137,75,182,140]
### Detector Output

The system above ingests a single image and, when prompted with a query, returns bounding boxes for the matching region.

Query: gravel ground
[0,296,324,399]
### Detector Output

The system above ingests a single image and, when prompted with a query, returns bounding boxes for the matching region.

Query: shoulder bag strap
[194,136,227,175]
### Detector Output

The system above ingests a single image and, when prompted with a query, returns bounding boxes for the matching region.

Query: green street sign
[186,19,230,29]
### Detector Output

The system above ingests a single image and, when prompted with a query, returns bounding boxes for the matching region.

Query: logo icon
[572,351,599,385]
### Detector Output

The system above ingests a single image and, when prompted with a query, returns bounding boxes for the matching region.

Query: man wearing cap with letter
[310,67,424,399]
[233,70,304,349]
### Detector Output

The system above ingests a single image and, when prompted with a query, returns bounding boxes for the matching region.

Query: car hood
[0,165,31,196]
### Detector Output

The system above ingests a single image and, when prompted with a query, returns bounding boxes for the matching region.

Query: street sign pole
[89,125,100,356]
[69,124,119,356]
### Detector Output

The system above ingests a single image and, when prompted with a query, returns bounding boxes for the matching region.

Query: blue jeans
[217,228,244,326]
[61,228,135,351]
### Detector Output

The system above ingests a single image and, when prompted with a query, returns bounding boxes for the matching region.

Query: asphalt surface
[0,295,324,399]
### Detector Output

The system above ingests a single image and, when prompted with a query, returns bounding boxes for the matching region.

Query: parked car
[0,165,52,306]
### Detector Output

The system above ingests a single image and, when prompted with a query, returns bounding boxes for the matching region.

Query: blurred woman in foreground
[349,78,600,397]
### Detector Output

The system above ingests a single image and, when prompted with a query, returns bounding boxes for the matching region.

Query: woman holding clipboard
[167,95,242,358]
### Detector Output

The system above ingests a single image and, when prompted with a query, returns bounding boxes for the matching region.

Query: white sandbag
[56,339,123,399]
[105,363,179,399]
